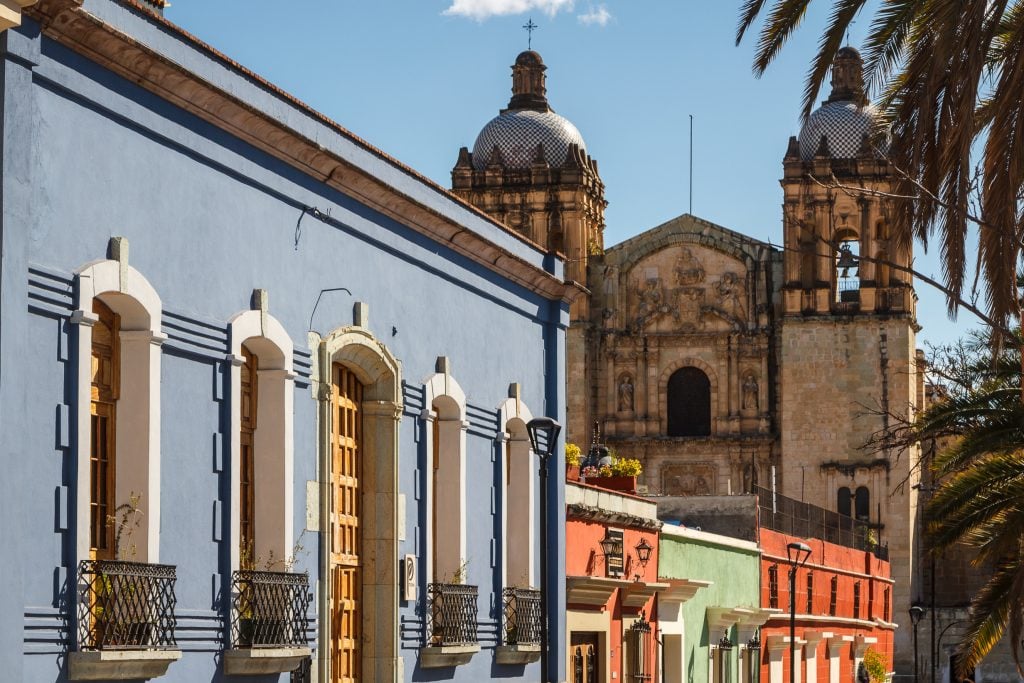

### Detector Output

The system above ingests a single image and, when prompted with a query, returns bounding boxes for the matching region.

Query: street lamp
[787,542,812,683]
[909,605,925,682]
[527,416,561,683]
[635,538,653,569]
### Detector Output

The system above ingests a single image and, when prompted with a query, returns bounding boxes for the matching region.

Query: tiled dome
[798,101,884,160]
[472,109,587,170]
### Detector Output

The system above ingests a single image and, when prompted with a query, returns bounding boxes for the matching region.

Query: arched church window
[854,486,870,522]
[837,487,852,518]
[666,367,711,437]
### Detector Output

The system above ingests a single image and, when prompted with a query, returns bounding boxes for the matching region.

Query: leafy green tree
[877,330,1024,673]
[736,0,1024,340]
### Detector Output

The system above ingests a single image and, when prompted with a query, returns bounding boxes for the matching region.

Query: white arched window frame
[71,257,165,563]
[497,396,535,589]
[227,308,295,571]
[422,371,468,584]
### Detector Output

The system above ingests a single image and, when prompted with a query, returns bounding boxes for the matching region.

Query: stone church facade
[456,46,926,674]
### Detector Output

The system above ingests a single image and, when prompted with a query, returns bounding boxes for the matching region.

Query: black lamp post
[527,416,561,683]
[787,542,812,683]
[910,605,925,682]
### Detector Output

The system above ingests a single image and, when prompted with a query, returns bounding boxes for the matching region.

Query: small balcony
[225,569,312,675]
[420,582,480,668]
[497,587,542,665]
[70,560,181,681]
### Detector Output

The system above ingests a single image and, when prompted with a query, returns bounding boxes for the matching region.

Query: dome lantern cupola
[508,50,550,112]
[826,46,867,106]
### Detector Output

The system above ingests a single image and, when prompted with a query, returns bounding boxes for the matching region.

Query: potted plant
[565,443,581,481]
[588,456,642,494]
[94,493,155,648]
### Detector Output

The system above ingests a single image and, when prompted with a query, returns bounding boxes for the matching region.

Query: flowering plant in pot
[564,443,582,481]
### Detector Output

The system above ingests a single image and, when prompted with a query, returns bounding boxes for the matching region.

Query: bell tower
[453,51,607,444]
[778,47,921,673]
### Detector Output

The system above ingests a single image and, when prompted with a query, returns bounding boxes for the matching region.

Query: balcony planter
[496,587,541,665]
[70,560,180,681]
[585,475,637,494]
[225,569,312,675]
[566,464,580,482]
[420,583,480,668]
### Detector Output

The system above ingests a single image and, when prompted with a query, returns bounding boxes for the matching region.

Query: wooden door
[330,365,362,683]
[90,300,119,561]
[571,632,600,683]
[239,348,257,560]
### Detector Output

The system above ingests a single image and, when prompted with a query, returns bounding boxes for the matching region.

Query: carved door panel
[330,365,362,683]
[571,632,601,683]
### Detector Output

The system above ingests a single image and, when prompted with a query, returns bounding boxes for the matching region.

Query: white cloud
[443,0,575,21]
[577,5,611,26]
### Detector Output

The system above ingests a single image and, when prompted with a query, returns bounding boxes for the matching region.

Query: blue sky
[165,0,979,349]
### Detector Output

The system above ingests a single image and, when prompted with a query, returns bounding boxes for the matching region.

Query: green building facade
[658,524,768,683]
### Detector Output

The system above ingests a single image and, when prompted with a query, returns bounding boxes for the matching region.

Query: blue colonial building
[0,1,570,681]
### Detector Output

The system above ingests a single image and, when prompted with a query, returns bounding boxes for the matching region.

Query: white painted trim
[422,371,468,584]
[73,259,162,564]
[497,396,535,590]
[226,309,295,571]
[659,522,761,553]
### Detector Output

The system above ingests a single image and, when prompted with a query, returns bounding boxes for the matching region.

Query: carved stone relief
[661,463,717,496]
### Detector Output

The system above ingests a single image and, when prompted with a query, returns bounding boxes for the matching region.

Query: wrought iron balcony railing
[502,587,541,646]
[754,486,889,561]
[77,560,178,650]
[427,583,478,647]
[230,570,311,648]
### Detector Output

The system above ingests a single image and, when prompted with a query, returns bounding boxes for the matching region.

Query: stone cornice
[566,502,662,530]
[26,0,577,303]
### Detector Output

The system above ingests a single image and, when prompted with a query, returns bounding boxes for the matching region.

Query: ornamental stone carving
[674,248,705,286]
[662,463,717,496]
[618,374,635,412]
[742,374,759,411]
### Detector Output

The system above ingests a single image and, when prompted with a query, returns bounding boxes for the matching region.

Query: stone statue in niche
[742,463,758,493]
[618,375,634,412]
[742,374,759,410]
[715,271,746,321]
[674,248,705,286]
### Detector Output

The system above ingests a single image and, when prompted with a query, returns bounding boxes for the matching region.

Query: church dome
[798,101,884,160]
[797,46,888,161]
[470,50,588,170]
[472,109,586,170]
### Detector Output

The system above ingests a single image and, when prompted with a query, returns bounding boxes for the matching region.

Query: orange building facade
[758,528,894,683]
[565,482,662,683]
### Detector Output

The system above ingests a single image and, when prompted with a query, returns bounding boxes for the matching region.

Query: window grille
[806,571,814,614]
[884,587,891,621]
[829,576,838,616]
[768,565,779,609]
[626,616,652,681]
[853,582,861,620]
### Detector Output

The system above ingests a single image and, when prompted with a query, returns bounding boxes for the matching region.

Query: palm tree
[736,0,1024,340]
[902,331,1024,673]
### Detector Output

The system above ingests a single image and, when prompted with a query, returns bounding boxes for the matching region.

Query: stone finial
[252,289,269,335]
[508,383,521,400]
[108,236,129,264]
[508,50,551,112]
[487,144,505,169]
[827,46,867,106]
[785,135,801,160]
[455,146,472,169]
[435,356,451,375]
[531,143,548,167]
[815,134,831,158]
[251,288,269,312]
[353,301,369,328]
[563,143,582,169]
